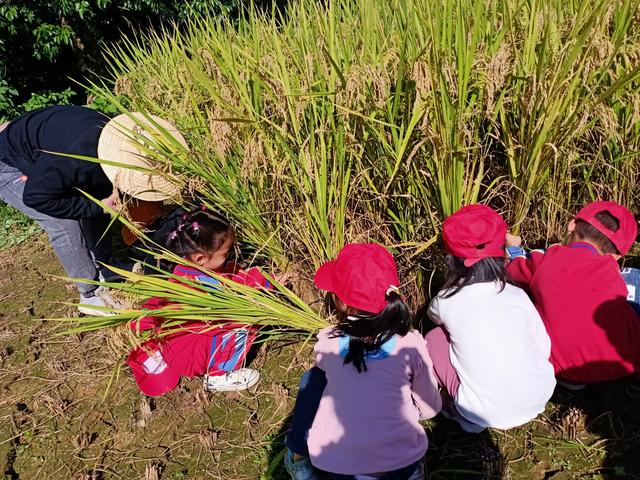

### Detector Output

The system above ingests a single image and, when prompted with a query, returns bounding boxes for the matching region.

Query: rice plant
[78,0,640,335]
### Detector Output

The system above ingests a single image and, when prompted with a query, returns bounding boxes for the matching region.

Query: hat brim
[98,113,187,201]
[127,349,181,397]
[313,260,337,291]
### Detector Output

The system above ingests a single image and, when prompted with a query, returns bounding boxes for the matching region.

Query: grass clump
[0,202,40,249]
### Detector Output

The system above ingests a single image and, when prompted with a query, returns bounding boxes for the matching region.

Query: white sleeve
[427,296,444,325]
[528,308,551,359]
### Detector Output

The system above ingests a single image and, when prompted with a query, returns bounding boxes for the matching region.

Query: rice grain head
[484,43,513,114]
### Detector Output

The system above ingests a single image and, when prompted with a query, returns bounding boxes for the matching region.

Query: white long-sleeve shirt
[428,281,555,429]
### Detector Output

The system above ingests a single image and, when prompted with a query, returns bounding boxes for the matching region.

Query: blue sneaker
[284,449,319,480]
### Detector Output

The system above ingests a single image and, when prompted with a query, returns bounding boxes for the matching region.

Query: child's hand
[101,190,119,212]
[505,232,522,248]
[274,270,298,285]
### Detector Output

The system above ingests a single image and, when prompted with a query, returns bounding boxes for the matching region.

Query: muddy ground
[1,235,639,479]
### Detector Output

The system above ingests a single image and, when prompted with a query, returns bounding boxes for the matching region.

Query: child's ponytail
[160,206,234,271]
[335,291,413,373]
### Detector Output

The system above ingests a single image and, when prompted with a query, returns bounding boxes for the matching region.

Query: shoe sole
[205,374,260,392]
[78,305,115,317]
[557,380,586,391]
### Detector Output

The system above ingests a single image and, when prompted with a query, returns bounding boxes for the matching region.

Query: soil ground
[1,235,640,480]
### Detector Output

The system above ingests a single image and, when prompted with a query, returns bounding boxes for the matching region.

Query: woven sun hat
[98,112,188,201]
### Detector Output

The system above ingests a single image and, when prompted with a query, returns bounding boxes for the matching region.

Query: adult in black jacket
[0,106,185,315]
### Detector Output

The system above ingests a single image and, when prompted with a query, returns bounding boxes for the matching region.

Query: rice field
[2,1,639,478]
[86,0,640,314]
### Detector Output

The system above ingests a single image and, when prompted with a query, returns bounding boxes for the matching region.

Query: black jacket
[0,105,113,219]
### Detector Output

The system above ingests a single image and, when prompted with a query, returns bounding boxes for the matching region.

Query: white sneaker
[95,286,125,308]
[78,286,123,316]
[78,292,112,316]
[204,368,260,392]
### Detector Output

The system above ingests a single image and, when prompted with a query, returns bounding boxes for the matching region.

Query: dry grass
[2,238,640,479]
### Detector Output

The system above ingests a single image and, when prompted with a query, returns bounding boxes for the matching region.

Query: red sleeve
[223,267,272,289]
[129,296,166,331]
[506,250,545,290]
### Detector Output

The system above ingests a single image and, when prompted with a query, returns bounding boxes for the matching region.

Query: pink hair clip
[169,231,178,240]
[192,221,200,232]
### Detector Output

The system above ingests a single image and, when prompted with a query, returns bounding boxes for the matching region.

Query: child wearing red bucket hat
[284,244,441,480]
[506,200,640,385]
[126,207,273,396]
[426,205,555,433]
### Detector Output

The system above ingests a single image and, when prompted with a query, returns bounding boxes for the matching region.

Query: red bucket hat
[126,344,180,397]
[443,204,507,267]
[314,243,400,314]
[574,201,637,255]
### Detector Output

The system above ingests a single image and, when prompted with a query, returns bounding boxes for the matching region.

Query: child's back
[427,204,555,432]
[429,281,554,429]
[508,243,640,382]
[308,327,440,475]
[285,244,440,480]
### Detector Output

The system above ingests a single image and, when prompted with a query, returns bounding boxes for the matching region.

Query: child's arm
[504,233,545,289]
[426,297,444,325]
[129,296,167,332]
[527,309,552,359]
[218,263,273,289]
[411,338,443,419]
[313,327,333,372]
[192,267,273,290]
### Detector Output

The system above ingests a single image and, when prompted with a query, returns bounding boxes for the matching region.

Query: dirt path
[1,237,639,479]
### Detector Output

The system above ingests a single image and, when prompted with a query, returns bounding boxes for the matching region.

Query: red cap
[574,201,637,255]
[314,243,399,314]
[443,204,507,267]
[126,345,180,397]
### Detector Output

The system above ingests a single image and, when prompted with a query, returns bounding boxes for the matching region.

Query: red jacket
[127,263,270,383]
[507,243,640,383]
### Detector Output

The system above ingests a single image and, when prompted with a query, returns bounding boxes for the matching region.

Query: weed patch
[0,202,40,249]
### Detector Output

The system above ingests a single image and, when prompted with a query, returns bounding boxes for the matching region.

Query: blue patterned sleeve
[195,274,223,291]
[506,245,527,260]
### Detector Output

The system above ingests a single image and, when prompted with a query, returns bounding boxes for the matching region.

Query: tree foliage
[0,0,239,120]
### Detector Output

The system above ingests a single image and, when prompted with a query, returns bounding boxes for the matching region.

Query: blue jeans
[622,267,640,314]
[285,367,422,480]
[285,367,327,457]
[0,158,110,296]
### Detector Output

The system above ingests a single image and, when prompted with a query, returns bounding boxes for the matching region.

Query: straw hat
[98,112,188,201]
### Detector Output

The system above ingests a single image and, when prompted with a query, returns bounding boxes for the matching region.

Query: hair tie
[386,285,400,296]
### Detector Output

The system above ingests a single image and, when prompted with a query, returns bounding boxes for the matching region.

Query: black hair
[440,255,509,298]
[571,210,620,255]
[331,292,413,373]
[160,207,235,271]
